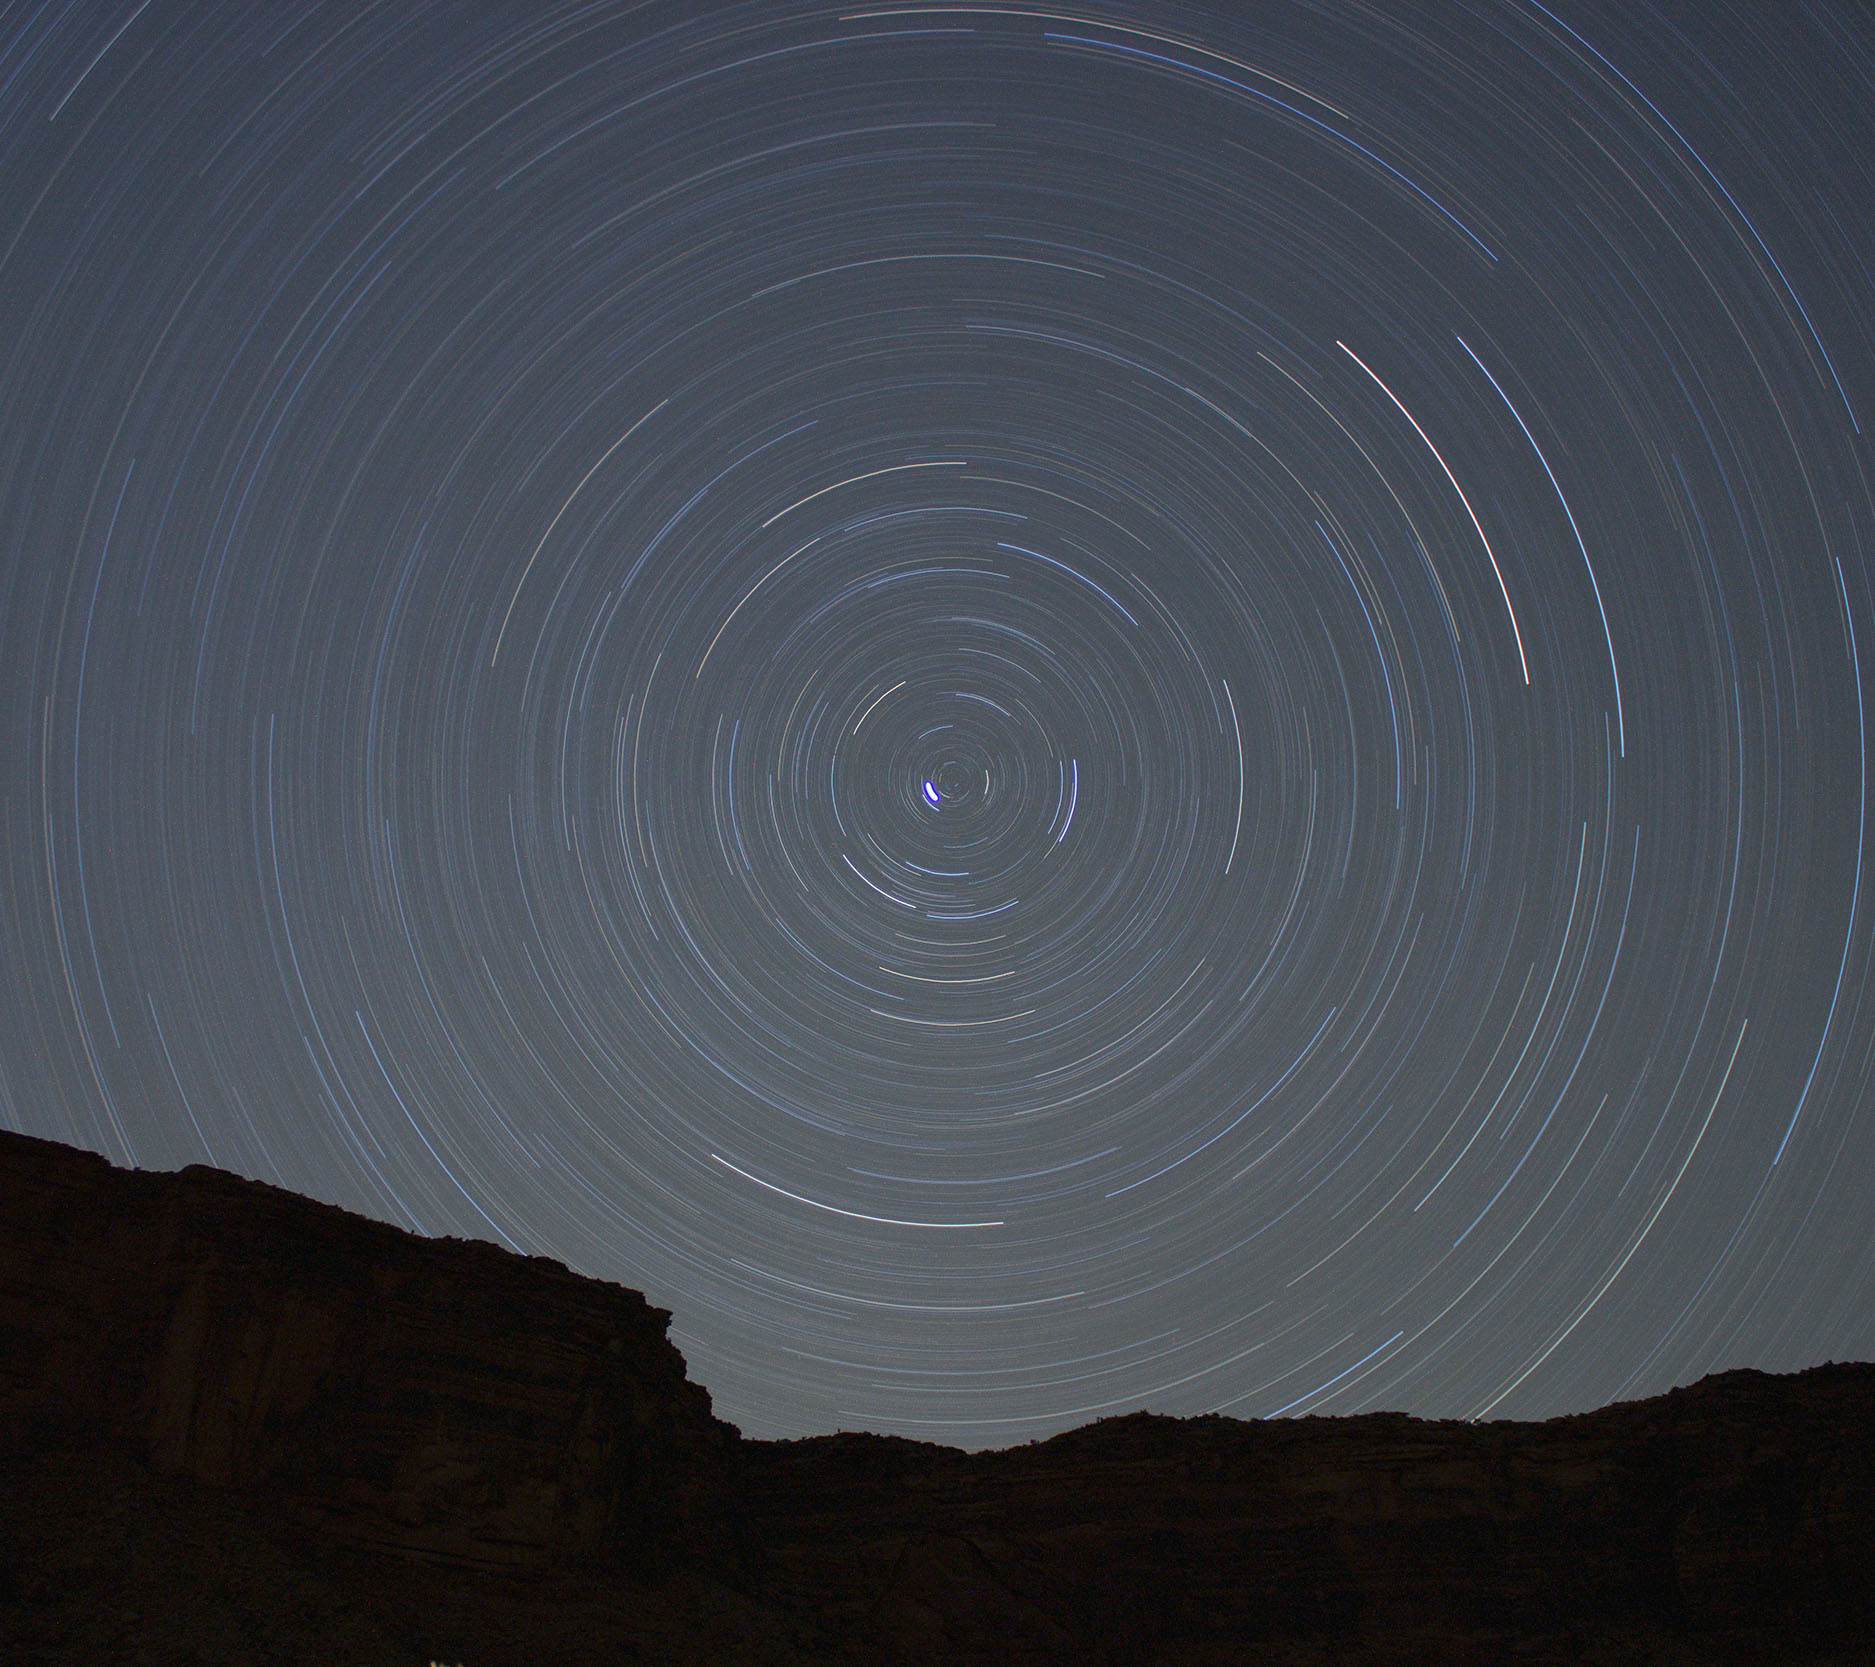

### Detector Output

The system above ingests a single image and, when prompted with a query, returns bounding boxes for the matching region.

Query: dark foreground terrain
[2,1127,1870,1665]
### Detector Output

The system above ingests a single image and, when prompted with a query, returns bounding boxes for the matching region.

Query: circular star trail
[3,0,1873,1443]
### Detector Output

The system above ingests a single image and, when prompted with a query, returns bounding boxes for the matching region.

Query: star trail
[3,0,1873,1444]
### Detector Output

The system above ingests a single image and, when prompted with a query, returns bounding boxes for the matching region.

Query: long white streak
[884,967,1018,983]
[871,1008,1036,1026]
[50,0,157,119]
[737,1260,1081,1312]
[1776,556,1865,1162]
[852,679,906,733]
[760,459,969,528]
[841,850,916,907]
[1457,336,1624,754]
[1476,1019,1748,1415]
[491,400,666,665]
[698,535,820,679]
[1339,342,1530,684]
[711,1153,1003,1228]
[1057,757,1078,844]
[1222,678,1245,872]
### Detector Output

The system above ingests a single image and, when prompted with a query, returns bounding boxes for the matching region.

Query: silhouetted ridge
[3,1127,1870,1665]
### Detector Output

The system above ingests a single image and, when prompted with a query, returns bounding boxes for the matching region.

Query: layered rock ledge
[0,1128,728,1572]
[3,1127,1869,1665]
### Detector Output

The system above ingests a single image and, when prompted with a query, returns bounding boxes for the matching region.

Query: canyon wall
[3,1126,1870,1664]
[0,1129,728,1571]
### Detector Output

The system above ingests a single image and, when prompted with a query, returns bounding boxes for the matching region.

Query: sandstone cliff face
[0,1129,728,1571]
[3,1126,1871,1667]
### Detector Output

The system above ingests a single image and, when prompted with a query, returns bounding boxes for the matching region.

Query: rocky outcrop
[3,1126,1871,1665]
[737,1372,1875,1662]
[0,1129,728,1572]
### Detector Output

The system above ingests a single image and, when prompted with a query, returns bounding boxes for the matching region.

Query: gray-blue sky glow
[3,0,1873,1444]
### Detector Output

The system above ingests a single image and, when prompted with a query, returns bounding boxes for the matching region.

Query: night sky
[4,0,1873,1446]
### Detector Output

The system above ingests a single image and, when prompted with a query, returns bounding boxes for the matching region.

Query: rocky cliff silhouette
[2,1127,1869,1664]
